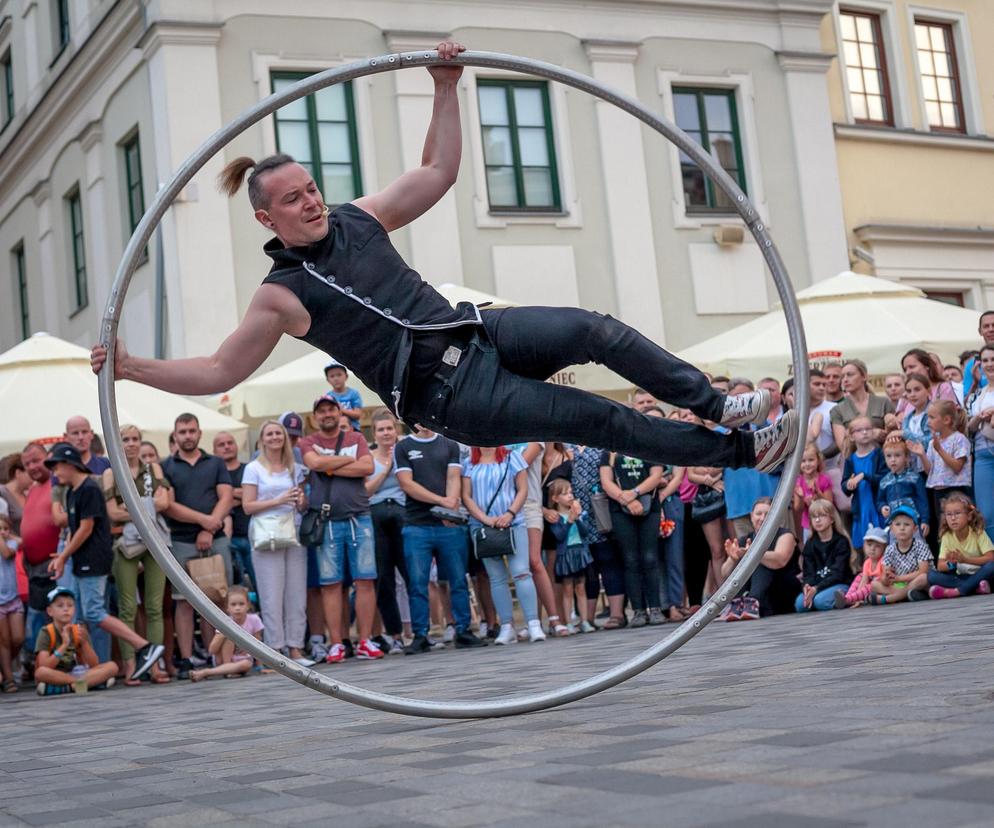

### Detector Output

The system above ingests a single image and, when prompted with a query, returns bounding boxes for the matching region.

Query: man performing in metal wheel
[91,41,797,473]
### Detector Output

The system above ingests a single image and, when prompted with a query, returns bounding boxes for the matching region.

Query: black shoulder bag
[471,460,516,559]
[299,431,344,547]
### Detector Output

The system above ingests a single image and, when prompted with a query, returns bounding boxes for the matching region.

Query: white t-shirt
[242,460,307,520]
[810,399,838,466]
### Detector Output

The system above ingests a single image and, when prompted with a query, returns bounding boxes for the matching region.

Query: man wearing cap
[299,396,382,662]
[280,411,306,463]
[162,413,233,677]
[324,361,363,431]
[44,443,164,681]
[214,432,254,592]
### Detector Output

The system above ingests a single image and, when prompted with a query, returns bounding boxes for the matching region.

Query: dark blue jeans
[402,524,472,637]
[927,561,994,595]
[406,308,754,469]
[658,495,686,610]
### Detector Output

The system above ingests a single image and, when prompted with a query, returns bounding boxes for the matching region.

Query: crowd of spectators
[3,315,994,697]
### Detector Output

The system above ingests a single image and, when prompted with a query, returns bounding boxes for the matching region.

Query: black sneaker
[404,635,431,655]
[173,657,194,680]
[485,625,498,641]
[454,630,485,649]
[371,635,391,653]
[342,639,355,659]
[131,643,165,681]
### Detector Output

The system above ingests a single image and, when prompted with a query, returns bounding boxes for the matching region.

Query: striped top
[461,451,529,529]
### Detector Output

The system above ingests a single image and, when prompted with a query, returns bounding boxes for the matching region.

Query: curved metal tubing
[98,50,809,719]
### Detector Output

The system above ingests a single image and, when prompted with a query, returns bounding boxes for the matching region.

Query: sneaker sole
[722,388,772,428]
[754,410,800,473]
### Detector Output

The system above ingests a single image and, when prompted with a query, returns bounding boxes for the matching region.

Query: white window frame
[833,1,911,129]
[657,69,768,230]
[905,5,985,135]
[250,52,378,197]
[460,67,581,229]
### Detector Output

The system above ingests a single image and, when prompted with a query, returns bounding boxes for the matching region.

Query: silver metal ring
[98,50,808,719]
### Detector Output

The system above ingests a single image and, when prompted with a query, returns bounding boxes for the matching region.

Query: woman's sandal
[602,616,626,630]
[2,679,18,694]
[553,624,570,638]
[150,672,171,684]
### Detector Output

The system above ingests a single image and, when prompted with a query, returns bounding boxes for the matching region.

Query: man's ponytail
[216,153,297,209]
[217,156,257,198]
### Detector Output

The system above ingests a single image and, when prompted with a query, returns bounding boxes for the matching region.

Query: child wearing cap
[870,505,933,604]
[927,492,994,599]
[324,361,363,431]
[839,525,887,608]
[34,587,117,695]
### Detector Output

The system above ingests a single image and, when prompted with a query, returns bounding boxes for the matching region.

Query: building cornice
[583,40,641,63]
[384,30,452,53]
[137,20,224,61]
[854,224,994,247]
[78,120,103,152]
[29,178,49,206]
[835,123,994,152]
[776,50,834,73]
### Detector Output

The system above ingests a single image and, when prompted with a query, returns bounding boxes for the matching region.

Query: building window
[672,87,747,213]
[54,0,70,53]
[1,51,12,129]
[271,72,362,205]
[923,289,965,307]
[122,133,145,233]
[914,20,965,133]
[66,188,88,312]
[477,80,560,211]
[12,243,28,339]
[839,10,893,125]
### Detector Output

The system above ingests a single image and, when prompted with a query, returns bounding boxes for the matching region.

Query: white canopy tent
[0,333,249,456]
[675,271,983,380]
[227,282,634,422]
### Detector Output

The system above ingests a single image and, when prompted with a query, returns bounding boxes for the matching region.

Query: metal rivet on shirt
[402,318,410,325]
[363,297,372,305]
[344,286,353,294]
[328,276,336,283]
[383,308,392,315]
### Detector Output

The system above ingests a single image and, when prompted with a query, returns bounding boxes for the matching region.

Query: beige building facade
[823,0,994,308]
[0,0,849,386]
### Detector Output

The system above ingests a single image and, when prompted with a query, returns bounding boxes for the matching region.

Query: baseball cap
[44,443,89,474]
[887,504,920,524]
[46,586,75,606]
[280,411,304,437]
[324,360,348,375]
[863,525,888,545]
[312,396,341,413]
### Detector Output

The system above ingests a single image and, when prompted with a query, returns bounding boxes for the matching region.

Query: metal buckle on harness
[442,345,462,368]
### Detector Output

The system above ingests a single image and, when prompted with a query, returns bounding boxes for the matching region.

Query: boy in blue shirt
[324,360,363,430]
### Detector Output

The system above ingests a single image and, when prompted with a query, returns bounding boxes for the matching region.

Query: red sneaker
[325,643,346,664]
[979,580,992,595]
[356,639,384,660]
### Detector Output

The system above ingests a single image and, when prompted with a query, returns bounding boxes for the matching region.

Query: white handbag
[249,510,299,552]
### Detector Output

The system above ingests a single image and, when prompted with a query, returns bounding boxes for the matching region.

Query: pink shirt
[231,612,264,663]
[862,557,886,581]
[797,473,832,530]
[894,381,958,417]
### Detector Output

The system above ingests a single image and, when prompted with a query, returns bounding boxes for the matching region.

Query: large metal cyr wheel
[98,50,808,719]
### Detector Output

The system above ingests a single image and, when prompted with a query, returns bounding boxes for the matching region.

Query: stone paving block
[16,807,109,826]
[540,768,728,797]
[221,768,304,784]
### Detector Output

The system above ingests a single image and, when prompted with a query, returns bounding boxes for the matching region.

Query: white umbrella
[0,333,249,456]
[675,271,982,380]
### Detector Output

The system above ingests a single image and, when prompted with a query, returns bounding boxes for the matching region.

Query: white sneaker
[428,636,447,651]
[478,622,489,639]
[293,656,316,668]
[721,388,771,428]
[442,624,456,644]
[528,620,547,642]
[388,638,405,655]
[753,410,800,473]
[494,624,516,645]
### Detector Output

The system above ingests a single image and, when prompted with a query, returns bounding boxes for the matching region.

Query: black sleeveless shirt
[262,203,481,419]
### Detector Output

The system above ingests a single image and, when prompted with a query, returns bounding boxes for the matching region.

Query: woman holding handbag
[102,424,172,685]
[461,446,544,645]
[241,420,311,666]
[599,450,665,627]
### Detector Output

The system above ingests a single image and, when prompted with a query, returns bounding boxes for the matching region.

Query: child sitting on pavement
[795,499,852,612]
[927,492,994,599]
[870,506,932,605]
[34,587,117,696]
[839,525,887,607]
[191,586,264,682]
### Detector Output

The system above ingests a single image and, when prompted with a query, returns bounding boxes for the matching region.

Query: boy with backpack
[34,587,117,695]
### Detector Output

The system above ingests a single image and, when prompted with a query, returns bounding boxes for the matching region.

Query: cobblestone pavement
[3,597,993,827]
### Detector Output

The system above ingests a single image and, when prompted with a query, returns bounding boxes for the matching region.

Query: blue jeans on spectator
[481,525,538,624]
[402,524,472,637]
[77,574,113,662]
[973,445,994,543]
[927,561,994,595]
[229,535,257,590]
[317,515,377,585]
[795,583,847,612]
[658,495,685,610]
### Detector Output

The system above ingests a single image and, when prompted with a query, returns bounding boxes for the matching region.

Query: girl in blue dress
[843,415,887,565]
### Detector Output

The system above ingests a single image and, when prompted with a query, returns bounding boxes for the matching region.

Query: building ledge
[854,224,994,247]
[835,123,994,151]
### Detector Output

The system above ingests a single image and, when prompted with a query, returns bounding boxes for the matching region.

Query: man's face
[711,380,729,394]
[759,380,781,409]
[326,368,348,391]
[254,163,329,248]
[809,376,826,403]
[64,417,93,455]
[944,365,963,383]
[212,432,238,462]
[21,447,49,483]
[632,392,656,414]
[314,402,341,433]
[174,420,201,453]
[53,461,80,484]
[339,415,352,432]
[823,365,842,395]
[980,314,994,344]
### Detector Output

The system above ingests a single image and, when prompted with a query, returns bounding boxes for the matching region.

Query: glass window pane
[914,24,931,50]
[486,167,517,206]
[709,134,736,168]
[921,75,938,101]
[863,70,880,95]
[933,51,950,77]
[859,43,878,69]
[273,80,309,121]
[682,166,707,207]
[684,129,704,151]
[925,100,941,125]
[866,95,885,121]
[513,87,545,127]
[318,122,352,164]
[522,168,554,206]
[518,127,549,166]
[840,14,856,41]
[851,95,868,120]
[703,94,732,132]
[322,164,354,204]
[482,126,513,165]
[936,77,953,102]
[843,41,860,66]
[673,93,699,130]
[314,86,347,121]
[478,86,509,125]
[928,25,945,51]
[918,49,935,76]
[277,122,312,162]
[847,67,865,93]
[940,102,957,127]
[855,15,872,41]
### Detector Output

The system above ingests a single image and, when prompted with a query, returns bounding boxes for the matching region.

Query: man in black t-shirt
[44,444,163,681]
[395,425,483,654]
[213,432,254,590]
